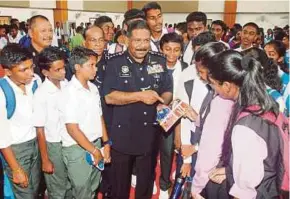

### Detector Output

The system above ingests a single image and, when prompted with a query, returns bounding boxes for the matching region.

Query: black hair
[195,42,228,67]
[37,46,66,71]
[94,16,113,28]
[10,18,19,25]
[160,32,183,50]
[9,24,18,31]
[211,20,227,33]
[186,11,207,26]
[192,31,216,48]
[83,25,103,40]
[114,30,123,43]
[209,50,279,166]
[0,25,5,29]
[274,30,287,41]
[69,46,97,73]
[265,40,286,58]
[142,2,162,16]
[241,47,282,91]
[175,22,187,34]
[124,9,145,24]
[0,44,33,69]
[243,22,259,34]
[126,20,150,38]
[76,26,84,33]
[29,15,49,29]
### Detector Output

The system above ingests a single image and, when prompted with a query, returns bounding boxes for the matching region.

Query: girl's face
[195,61,209,83]
[208,76,239,101]
[264,44,282,62]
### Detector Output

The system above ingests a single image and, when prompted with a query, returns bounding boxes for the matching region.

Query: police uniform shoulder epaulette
[148,50,165,58]
[107,51,124,60]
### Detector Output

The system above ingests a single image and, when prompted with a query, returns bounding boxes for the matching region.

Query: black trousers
[110,149,155,199]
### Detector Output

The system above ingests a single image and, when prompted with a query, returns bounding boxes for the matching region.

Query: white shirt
[0,37,8,50]
[183,40,194,65]
[107,42,127,54]
[33,78,68,143]
[235,45,253,52]
[150,28,168,52]
[8,31,24,43]
[176,64,208,163]
[169,60,183,99]
[59,76,103,147]
[54,28,64,40]
[0,75,41,148]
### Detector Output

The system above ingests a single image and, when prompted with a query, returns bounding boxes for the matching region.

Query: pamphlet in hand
[156,99,187,132]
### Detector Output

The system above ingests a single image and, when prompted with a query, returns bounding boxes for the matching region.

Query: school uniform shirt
[175,64,208,163]
[107,42,126,54]
[234,45,253,52]
[191,96,234,194]
[0,37,7,50]
[59,75,103,147]
[8,31,24,44]
[182,40,194,65]
[150,28,168,52]
[0,75,42,148]
[32,78,68,143]
[229,125,267,199]
[169,60,185,99]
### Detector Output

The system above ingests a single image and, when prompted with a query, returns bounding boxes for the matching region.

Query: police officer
[103,20,173,199]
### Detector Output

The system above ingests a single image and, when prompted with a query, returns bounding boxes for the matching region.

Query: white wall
[29,0,55,9]
[67,0,83,11]
[0,7,54,26]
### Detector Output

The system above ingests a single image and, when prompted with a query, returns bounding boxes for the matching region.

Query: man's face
[282,36,289,49]
[161,42,182,65]
[10,28,18,38]
[101,22,114,42]
[29,18,53,50]
[146,9,163,34]
[264,44,281,62]
[6,59,34,85]
[211,24,224,41]
[187,21,206,40]
[56,22,60,28]
[77,56,97,80]
[241,26,257,48]
[0,28,6,37]
[128,28,151,60]
[42,60,66,81]
[84,27,106,56]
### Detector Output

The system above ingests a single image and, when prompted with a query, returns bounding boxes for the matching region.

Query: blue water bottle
[170,176,185,199]
[85,151,105,171]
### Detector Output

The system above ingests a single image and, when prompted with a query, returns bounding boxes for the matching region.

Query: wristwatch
[103,139,113,146]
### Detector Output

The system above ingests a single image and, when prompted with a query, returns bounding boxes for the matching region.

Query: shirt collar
[70,75,94,92]
[125,50,149,66]
[43,78,66,94]
[150,28,168,42]
[4,75,37,95]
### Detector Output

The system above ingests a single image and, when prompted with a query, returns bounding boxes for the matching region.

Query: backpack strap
[0,78,16,119]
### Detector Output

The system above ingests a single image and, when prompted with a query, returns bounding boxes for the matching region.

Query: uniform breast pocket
[149,73,163,91]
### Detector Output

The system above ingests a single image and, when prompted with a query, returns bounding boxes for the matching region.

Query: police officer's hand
[139,90,164,105]
[92,148,103,166]
[103,145,111,163]
[12,167,29,188]
[42,158,54,174]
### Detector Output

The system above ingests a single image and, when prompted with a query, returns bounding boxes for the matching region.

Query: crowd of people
[0,1,289,199]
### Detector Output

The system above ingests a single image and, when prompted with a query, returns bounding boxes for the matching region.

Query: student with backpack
[0,44,42,199]
[206,50,289,199]
[32,47,71,199]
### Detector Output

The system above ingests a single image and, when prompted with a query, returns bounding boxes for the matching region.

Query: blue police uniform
[103,50,173,199]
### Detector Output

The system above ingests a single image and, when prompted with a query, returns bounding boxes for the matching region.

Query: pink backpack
[238,107,289,192]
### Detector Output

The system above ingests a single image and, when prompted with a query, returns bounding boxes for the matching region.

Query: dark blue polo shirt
[103,50,173,155]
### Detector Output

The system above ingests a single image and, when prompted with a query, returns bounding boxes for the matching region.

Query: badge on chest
[147,63,164,74]
[119,65,131,77]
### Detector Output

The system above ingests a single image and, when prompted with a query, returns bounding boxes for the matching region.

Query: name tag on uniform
[147,64,164,74]
[119,65,131,77]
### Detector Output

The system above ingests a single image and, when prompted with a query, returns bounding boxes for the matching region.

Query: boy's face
[241,25,257,48]
[42,60,66,81]
[161,42,182,65]
[6,59,34,85]
[0,28,6,37]
[264,44,282,62]
[187,21,206,40]
[146,9,163,34]
[10,28,18,38]
[282,36,289,49]
[77,56,97,81]
[195,61,209,83]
